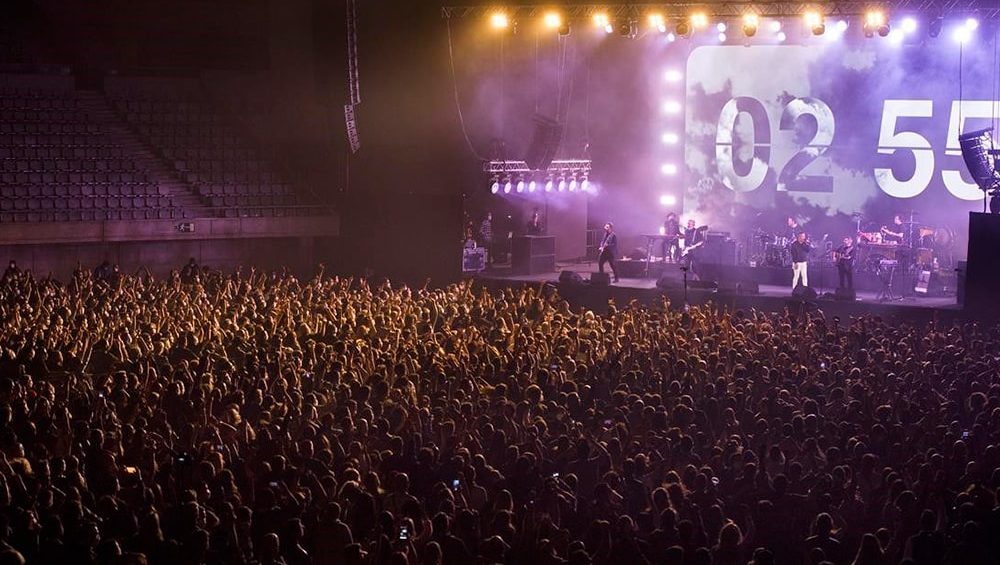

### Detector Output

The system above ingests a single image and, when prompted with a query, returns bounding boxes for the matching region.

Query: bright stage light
[568,179,578,192]
[516,180,526,193]
[664,69,683,82]
[649,13,666,32]
[528,181,537,193]
[661,163,678,175]
[716,22,727,32]
[718,32,727,42]
[545,179,554,192]
[776,31,787,42]
[804,11,825,35]
[490,12,509,30]
[666,32,677,42]
[659,194,677,206]
[491,181,500,194]
[965,18,979,30]
[690,13,708,28]
[864,11,889,38]
[770,20,782,32]
[888,29,904,43]
[901,17,918,33]
[662,132,680,144]
[742,13,759,37]
[581,179,591,192]
[836,20,848,32]
[557,179,567,192]
[663,100,682,114]
[594,13,613,33]
[503,181,512,194]
[953,25,972,43]
[544,12,561,29]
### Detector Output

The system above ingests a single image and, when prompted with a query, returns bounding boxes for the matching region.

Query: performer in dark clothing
[789,232,812,289]
[786,216,803,242]
[661,213,681,262]
[479,213,495,265]
[835,236,855,290]
[526,208,544,235]
[598,222,619,282]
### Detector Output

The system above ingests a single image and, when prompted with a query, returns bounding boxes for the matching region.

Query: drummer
[880,215,907,245]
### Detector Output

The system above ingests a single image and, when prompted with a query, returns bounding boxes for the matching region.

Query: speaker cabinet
[965,213,1000,317]
[590,272,611,287]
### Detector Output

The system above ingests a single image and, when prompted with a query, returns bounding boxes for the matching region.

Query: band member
[683,219,704,248]
[598,222,619,282]
[881,215,906,245]
[789,232,812,289]
[479,212,494,265]
[835,236,855,290]
[526,207,544,235]
[662,212,681,262]
[786,216,802,241]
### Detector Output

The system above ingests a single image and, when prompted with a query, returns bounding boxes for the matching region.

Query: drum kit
[854,212,956,273]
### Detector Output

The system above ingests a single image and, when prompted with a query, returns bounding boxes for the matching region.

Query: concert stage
[472,261,963,321]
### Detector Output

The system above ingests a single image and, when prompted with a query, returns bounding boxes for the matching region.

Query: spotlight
[718,32,727,42]
[490,12,509,30]
[545,179,554,192]
[716,22,727,33]
[888,29,904,43]
[966,18,979,31]
[770,20,782,32]
[953,25,972,43]
[666,32,677,41]
[659,194,677,206]
[516,180,526,193]
[569,178,578,192]
[594,13,613,34]
[581,178,591,192]
[663,100,682,114]
[901,17,918,33]
[676,21,690,37]
[618,19,636,37]
[836,20,848,32]
[777,31,787,42]
[557,179,567,192]
[928,18,942,38]
[558,20,571,36]
[662,132,680,144]
[490,181,500,194]
[864,11,888,38]
[690,13,708,29]
[804,11,825,35]
[528,180,537,193]
[661,163,678,175]
[544,12,561,29]
[664,69,683,82]
[649,13,666,33]
[503,180,512,194]
[742,13,759,37]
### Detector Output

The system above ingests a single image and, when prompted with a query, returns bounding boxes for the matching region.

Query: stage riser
[618,260,955,296]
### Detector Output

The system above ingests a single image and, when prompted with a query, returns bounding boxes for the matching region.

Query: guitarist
[834,236,856,291]
[598,222,620,283]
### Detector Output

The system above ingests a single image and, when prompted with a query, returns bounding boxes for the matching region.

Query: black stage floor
[473,261,964,320]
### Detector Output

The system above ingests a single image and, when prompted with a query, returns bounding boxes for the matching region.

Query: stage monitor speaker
[914,270,948,296]
[689,280,719,291]
[590,272,611,287]
[524,115,563,171]
[834,287,857,301]
[559,270,584,285]
[718,280,759,295]
[792,284,817,300]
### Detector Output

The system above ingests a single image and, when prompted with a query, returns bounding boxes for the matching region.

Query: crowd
[0,260,998,564]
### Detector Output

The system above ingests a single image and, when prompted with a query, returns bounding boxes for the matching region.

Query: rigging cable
[446,17,488,161]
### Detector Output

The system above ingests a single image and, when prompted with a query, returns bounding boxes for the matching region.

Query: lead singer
[789,231,812,290]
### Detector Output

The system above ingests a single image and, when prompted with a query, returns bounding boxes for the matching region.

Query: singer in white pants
[792,261,808,289]
[788,232,813,290]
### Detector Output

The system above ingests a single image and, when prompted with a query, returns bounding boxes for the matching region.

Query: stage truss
[442,1,1000,20]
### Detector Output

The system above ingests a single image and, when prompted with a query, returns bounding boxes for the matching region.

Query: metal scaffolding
[442,1,1000,20]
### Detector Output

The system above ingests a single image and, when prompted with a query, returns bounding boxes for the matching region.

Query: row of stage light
[488,10,984,42]
[490,177,591,194]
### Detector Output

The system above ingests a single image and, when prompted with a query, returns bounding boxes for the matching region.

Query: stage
[472,260,963,320]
